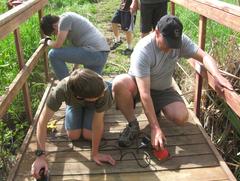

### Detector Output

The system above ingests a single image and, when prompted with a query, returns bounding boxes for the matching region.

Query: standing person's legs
[111,10,123,50]
[152,1,168,30]
[112,74,140,147]
[112,23,120,41]
[48,47,108,80]
[125,31,133,49]
[122,31,134,55]
[122,12,136,55]
[140,3,154,38]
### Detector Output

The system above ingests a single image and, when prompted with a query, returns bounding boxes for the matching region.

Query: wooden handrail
[170,0,240,32]
[170,0,240,118]
[0,0,48,40]
[188,59,240,117]
[0,0,49,123]
[0,44,46,119]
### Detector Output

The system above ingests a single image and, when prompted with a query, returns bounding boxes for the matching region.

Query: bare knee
[112,74,136,96]
[67,130,81,140]
[82,129,92,141]
[163,102,188,126]
[174,111,189,126]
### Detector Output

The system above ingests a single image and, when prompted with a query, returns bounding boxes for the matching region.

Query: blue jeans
[65,106,95,131]
[48,47,108,80]
[65,81,113,131]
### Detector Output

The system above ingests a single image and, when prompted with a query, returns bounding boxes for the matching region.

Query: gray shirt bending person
[40,12,110,80]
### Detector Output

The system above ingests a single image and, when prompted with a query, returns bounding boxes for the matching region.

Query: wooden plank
[0,0,38,25]
[52,117,196,132]
[188,58,240,118]
[15,167,229,181]
[102,125,200,139]
[17,154,219,175]
[35,123,200,141]
[194,15,206,118]
[0,44,45,119]
[170,1,175,15]
[14,28,33,123]
[198,15,207,50]
[188,110,236,181]
[7,82,53,181]
[0,0,48,40]
[170,0,240,32]
[29,131,205,146]
[38,9,50,82]
[22,143,212,164]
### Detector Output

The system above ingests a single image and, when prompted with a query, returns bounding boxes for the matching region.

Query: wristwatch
[35,149,46,157]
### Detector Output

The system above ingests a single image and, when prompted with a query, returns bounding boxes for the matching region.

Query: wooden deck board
[12,84,236,180]
[15,167,229,181]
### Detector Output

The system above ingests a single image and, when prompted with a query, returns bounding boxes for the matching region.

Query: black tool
[36,168,49,181]
[138,136,151,149]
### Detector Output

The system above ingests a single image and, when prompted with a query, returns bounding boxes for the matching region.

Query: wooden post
[170,2,175,15]
[13,29,33,123]
[38,9,49,82]
[194,15,207,118]
[198,16,207,50]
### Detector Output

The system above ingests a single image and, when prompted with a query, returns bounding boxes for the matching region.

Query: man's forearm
[203,55,222,78]
[141,95,160,129]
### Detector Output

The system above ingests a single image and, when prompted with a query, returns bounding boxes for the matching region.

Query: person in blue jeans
[31,69,115,179]
[40,12,110,80]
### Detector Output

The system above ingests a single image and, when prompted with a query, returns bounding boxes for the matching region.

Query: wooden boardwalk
[12,82,236,181]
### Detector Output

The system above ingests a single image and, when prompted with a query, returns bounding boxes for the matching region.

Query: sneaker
[118,120,140,147]
[110,40,123,50]
[122,48,133,56]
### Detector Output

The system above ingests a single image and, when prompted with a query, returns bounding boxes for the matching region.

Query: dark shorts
[140,2,168,33]
[134,87,184,115]
[112,10,136,32]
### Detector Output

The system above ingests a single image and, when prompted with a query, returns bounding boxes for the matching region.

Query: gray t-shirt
[46,78,113,113]
[129,33,198,90]
[59,12,110,51]
[141,0,167,4]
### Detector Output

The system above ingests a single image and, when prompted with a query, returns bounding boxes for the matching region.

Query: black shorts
[140,1,168,33]
[111,10,136,32]
[134,87,184,115]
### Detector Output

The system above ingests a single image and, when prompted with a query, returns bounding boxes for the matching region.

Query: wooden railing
[0,0,49,124]
[170,0,240,118]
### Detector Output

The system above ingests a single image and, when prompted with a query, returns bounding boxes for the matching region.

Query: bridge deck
[12,81,235,181]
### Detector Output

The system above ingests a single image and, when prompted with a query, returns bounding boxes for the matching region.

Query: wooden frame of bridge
[0,0,239,180]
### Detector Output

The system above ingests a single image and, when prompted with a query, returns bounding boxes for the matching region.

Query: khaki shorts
[134,87,184,115]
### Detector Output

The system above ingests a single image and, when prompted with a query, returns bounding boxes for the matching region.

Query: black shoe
[122,48,133,56]
[118,120,140,147]
[110,40,123,50]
